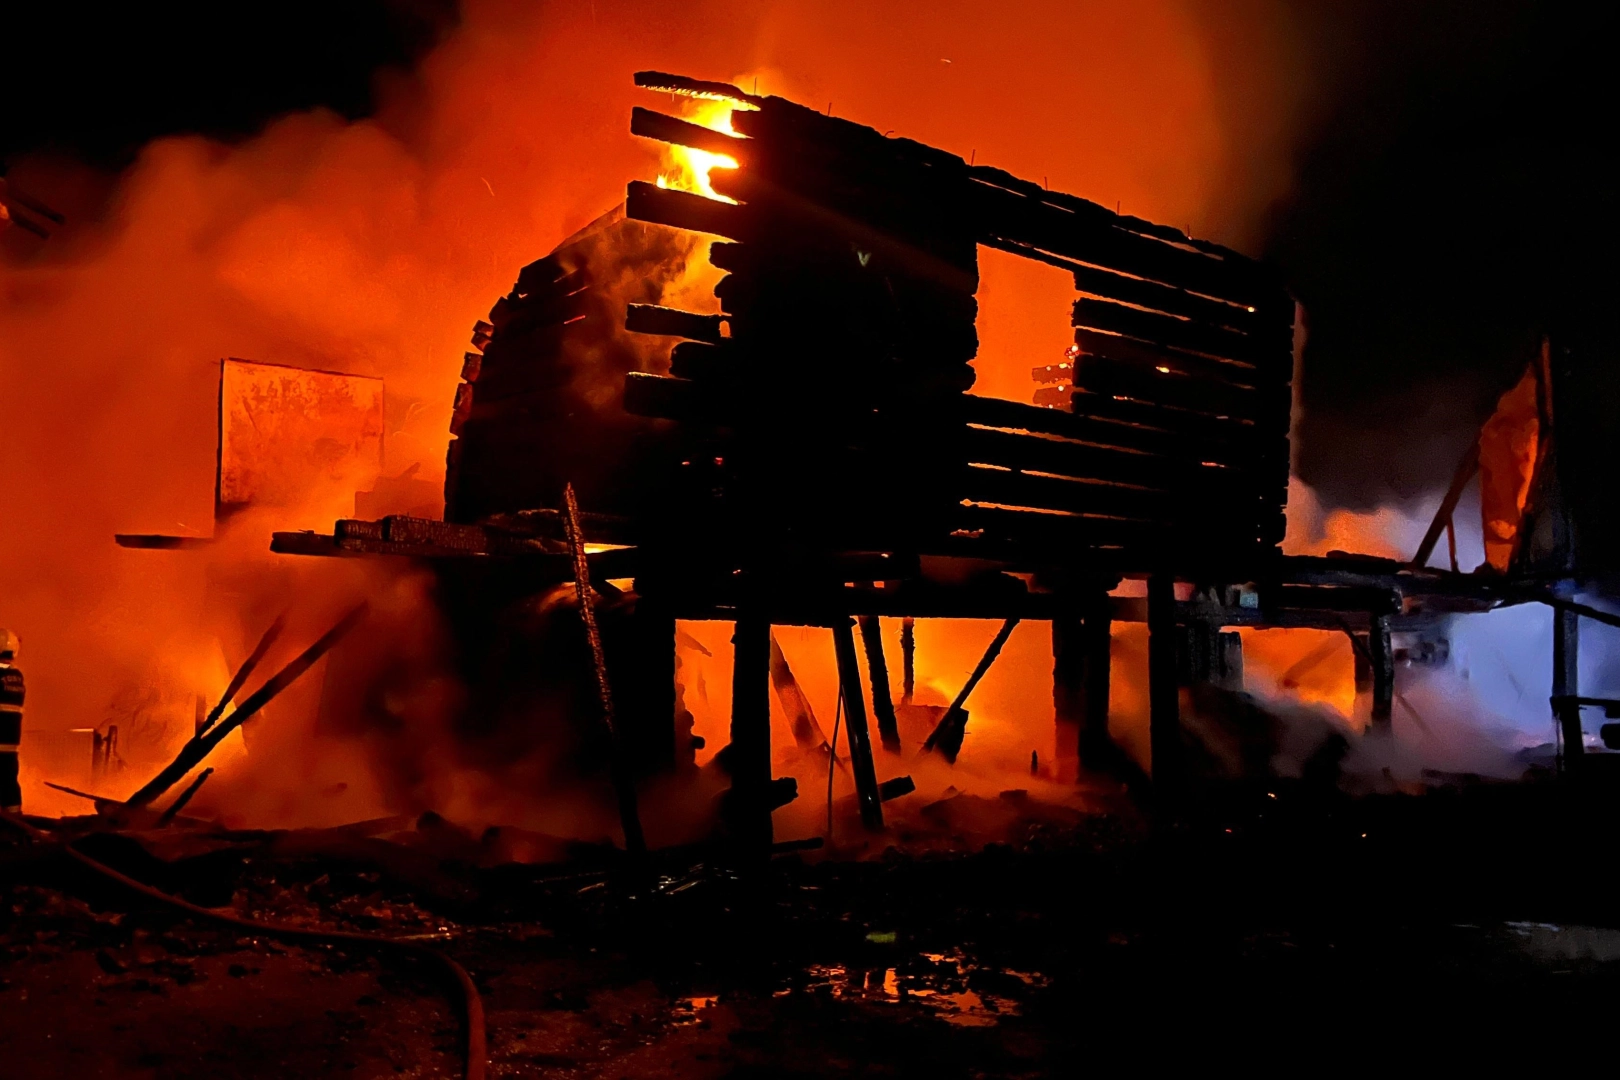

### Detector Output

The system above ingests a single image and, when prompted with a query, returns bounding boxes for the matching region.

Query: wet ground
[5,777,1620,1077]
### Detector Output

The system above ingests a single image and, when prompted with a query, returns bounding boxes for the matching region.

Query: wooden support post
[1554,605,1582,773]
[900,617,915,705]
[1053,588,1114,774]
[832,618,884,831]
[857,616,902,753]
[1352,632,1373,695]
[1053,612,1083,768]
[729,613,774,847]
[1369,614,1394,729]
[1217,631,1244,691]
[1147,573,1181,789]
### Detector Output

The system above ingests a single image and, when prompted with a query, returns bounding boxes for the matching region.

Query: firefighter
[0,629,23,813]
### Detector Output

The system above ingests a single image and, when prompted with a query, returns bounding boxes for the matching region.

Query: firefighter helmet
[0,629,18,662]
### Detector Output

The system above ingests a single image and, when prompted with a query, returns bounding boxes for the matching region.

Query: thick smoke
[0,0,1336,827]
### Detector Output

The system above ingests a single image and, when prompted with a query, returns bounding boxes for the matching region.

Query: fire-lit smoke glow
[3,1,1327,833]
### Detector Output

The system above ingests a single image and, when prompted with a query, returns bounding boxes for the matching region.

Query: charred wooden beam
[625,180,747,240]
[900,617,916,705]
[727,611,776,846]
[124,605,369,809]
[857,616,902,753]
[831,619,885,831]
[563,483,646,854]
[630,106,750,160]
[634,70,761,105]
[1411,441,1481,570]
[625,303,725,344]
[923,617,1020,762]
[1554,604,1581,772]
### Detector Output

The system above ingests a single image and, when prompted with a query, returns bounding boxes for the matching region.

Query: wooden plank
[1071,263,1259,333]
[970,180,1280,311]
[634,70,759,105]
[623,371,706,420]
[625,304,725,344]
[1070,352,1263,420]
[1073,328,1266,386]
[630,106,749,161]
[832,618,885,830]
[965,393,1257,466]
[668,340,731,380]
[960,423,1249,493]
[625,180,748,240]
[959,465,1188,524]
[1073,298,1279,370]
[857,615,902,753]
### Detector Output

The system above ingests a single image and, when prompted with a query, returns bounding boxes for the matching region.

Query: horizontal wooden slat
[625,180,747,239]
[1072,298,1280,370]
[634,70,759,104]
[960,424,1253,494]
[1071,353,1261,420]
[965,394,1257,466]
[626,304,725,344]
[630,107,749,160]
[1073,328,1264,386]
[960,464,1201,525]
[1069,263,1259,333]
[668,340,731,380]
[623,371,701,420]
[970,181,1281,311]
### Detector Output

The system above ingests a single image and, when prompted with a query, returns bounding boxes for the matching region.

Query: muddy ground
[4,777,1619,1077]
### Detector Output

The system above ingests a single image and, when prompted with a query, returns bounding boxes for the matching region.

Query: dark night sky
[4,1,1611,514]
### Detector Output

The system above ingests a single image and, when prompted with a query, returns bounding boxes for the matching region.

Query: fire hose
[0,809,487,1080]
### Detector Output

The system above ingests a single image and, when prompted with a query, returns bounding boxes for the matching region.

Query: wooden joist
[625,303,725,344]
[625,180,747,239]
[630,106,749,160]
[1072,298,1281,372]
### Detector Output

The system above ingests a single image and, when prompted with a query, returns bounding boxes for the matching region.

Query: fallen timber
[268,71,1537,848]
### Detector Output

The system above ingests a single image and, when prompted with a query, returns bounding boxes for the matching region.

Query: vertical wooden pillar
[1553,605,1582,772]
[1369,614,1394,728]
[1217,631,1244,691]
[900,617,916,705]
[728,613,773,847]
[1081,590,1114,764]
[1053,612,1083,767]
[857,616,902,753]
[1147,573,1181,789]
[1054,587,1114,773]
[1352,632,1373,694]
[831,618,885,831]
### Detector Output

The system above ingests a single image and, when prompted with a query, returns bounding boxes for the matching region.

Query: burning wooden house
[266,71,1610,844]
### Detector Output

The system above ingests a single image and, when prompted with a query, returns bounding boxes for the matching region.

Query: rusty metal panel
[216,359,384,524]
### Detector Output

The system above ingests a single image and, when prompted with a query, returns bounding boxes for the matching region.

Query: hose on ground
[0,810,486,1080]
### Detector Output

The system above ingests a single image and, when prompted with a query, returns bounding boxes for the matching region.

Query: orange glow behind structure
[1,3,1326,834]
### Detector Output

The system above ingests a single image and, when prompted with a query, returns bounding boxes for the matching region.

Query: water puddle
[787,948,1048,1027]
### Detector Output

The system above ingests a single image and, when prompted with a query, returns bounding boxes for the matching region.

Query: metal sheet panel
[217,359,384,525]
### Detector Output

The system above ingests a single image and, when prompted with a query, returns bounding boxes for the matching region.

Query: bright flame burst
[655,99,740,203]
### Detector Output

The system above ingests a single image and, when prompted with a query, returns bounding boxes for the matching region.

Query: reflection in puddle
[790,949,1048,1028]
